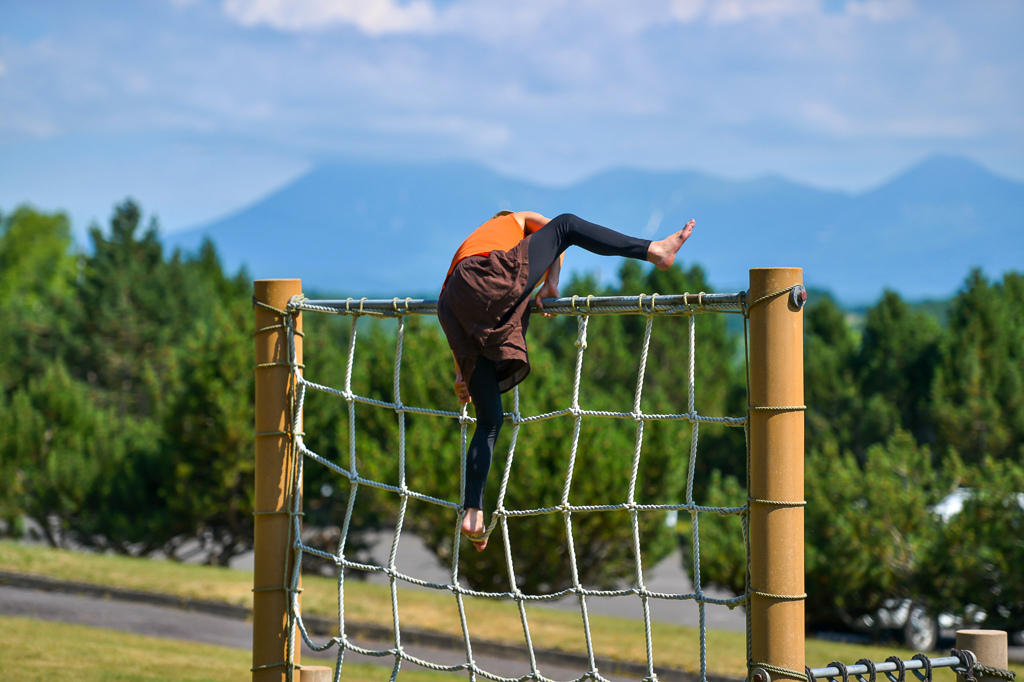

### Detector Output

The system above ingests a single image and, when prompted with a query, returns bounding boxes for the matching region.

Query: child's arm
[515,211,551,234]
[533,254,562,315]
[512,211,563,314]
[452,351,471,404]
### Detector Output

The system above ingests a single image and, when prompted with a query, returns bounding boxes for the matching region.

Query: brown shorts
[437,235,534,393]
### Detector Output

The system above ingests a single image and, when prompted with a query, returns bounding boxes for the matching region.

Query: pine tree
[932,270,1024,463]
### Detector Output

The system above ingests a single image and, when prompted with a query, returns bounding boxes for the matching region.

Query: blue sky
[1,0,1022,238]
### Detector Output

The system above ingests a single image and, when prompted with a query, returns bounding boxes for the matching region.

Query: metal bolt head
[790,285,808,309]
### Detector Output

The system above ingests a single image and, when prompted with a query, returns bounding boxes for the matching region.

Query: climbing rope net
[270,291,760,682]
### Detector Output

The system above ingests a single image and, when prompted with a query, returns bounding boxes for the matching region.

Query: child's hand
[534,281,560,317]
[454,373,471,404]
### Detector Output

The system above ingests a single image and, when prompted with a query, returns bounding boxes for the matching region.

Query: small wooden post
[956,630,1010,682]
[253,279,303,682]
[748,268,805,682]
[299,666,333,682]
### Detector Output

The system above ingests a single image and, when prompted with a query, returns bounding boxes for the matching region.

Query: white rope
[279,293,750,682]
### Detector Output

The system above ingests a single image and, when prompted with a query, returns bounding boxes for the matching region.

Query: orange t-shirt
[445,213,525,281]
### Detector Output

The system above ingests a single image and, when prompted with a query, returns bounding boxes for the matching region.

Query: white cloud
[671,0,819,24]
[798,100,979,139]
[670,0,706,23]
[3,0,1022,205]
[371,113,512,149]
[216,0,916,43]
[435,0,678,41]
[218,0,681,42]
[844,0,915,23]
[799,100,857,136]
[222,0,437,36]
[670,0,917,24]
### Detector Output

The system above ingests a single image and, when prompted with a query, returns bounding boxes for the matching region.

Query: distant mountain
[166,155,1024,304]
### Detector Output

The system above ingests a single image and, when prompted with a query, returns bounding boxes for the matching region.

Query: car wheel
[903,604,939,651]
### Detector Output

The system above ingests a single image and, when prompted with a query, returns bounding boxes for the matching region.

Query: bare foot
[647,219,695,271]
[461,508,488,551]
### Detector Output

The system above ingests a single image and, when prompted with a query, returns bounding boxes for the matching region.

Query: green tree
[803,294,862,457]
[0,205,76,306]
[0,206,82,536]
[156,294,255,565]
[680,469,746,597]
[405,313,683,593]
[69,200,220,420]
[932,270,1024,464]
[804,289,946,458]
[803,432,953,630]
[0,206,78,393]
[544,260,747,482]
[299,313,399,570]
[0,200,270,561]
[917,458,1024,634]
[856,290,942,448]
[691,432,955,633]
[0,361,157,548]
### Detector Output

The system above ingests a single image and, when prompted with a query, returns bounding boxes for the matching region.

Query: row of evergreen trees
[1,200,1020,638]
[0,202,254,564]
[697,270,1024,636]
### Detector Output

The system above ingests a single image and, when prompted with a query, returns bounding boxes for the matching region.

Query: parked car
[850,489,1024,651]
[851,598,1002,651]
[851,599,939,651]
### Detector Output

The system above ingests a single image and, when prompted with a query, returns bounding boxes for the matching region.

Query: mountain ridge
[167,155,1024,305]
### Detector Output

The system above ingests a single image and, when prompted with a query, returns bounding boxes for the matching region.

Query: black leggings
[462,214,650,510]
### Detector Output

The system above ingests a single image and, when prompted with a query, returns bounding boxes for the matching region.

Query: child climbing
[437,211,695,550]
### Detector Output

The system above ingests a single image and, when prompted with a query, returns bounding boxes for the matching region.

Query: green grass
[0,615,462,681]
[0,540,950,679]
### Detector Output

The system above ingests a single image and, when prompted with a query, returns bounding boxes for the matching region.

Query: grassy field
[0,615,462,682]
[0,540,946,680]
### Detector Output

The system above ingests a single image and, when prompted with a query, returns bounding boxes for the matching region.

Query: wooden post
[253,279,303,682]
[748,268,805,682]
[299,667,333,682]
[956,630,1009,682]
